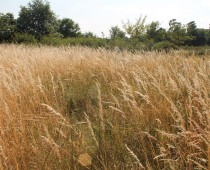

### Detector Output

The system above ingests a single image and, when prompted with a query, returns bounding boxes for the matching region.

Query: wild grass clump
[0,44,209,169]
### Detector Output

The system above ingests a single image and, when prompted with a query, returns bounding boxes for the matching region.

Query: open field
[0,44,209,169]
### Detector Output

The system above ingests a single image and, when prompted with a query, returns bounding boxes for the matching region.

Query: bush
[153,41,178,52]
[0,31,14,43]
[70,37,108,48]
[40,36,64,46]
[181,46,210,56]
[13,33,37,44]
[40,36,108,48]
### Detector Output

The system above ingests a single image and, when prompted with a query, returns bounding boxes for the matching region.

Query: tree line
[1,0,210,50]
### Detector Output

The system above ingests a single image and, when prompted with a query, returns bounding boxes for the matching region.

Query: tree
[193,29,208,46]
[17,0,58,39]
[0,13,16,42]
[155,28,168,42]
[186,21,197,45]
[146,21,160,42]
[187,21,197,35]
[109,26,126,39]
[58,18,80,38]
[187,21,209,46]
[83,31,97,38]
[207,30,210,45]
[123,16,147,40]
[168,19,192,45]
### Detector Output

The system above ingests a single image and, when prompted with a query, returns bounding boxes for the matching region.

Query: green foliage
[58,18,81,38]
[207,30,210,45]
[153,41,178,51]
[123,16,147,40]
[13,33,37,44]
[40,36,64,46]
[146,21,160,41]
[155,28,169,42]
[181,46,210,56]
[186,21,210,46]
[187,21,197,36]
[109,26,126,39]
[83,32,97,38]
[74,37,107,47]
[193,29,209,46]
[0,13,16,42]
[40,36,108,48]
[168,19,193,45]
[17,0,58,39]
[186,21,197,46]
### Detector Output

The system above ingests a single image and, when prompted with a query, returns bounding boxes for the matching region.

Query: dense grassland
[0,45,209,169]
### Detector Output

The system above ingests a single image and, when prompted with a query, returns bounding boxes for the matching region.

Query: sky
[0,0,209,36]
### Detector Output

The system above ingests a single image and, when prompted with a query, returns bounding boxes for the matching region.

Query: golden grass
[0,44,209,169]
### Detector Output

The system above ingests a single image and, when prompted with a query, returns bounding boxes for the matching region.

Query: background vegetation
[1,0,210,51]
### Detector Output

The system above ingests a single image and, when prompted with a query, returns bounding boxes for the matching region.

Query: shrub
[153,41,178,52]
[40,36,64,46]
[39,36,108,48]
[13,33,37,44]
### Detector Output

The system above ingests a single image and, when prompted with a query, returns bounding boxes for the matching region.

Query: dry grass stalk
[84,112,99,147]
[125,144,144,169]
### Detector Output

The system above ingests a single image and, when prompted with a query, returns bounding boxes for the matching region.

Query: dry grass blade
[125,144,144,169]
[41,103,65,120]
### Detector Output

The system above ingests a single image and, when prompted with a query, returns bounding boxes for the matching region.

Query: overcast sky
[0,0,209,36]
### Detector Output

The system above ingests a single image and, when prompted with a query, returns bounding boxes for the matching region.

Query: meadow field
[0,44,209,169]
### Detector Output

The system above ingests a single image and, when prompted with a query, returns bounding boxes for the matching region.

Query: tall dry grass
[0,44,209,169]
